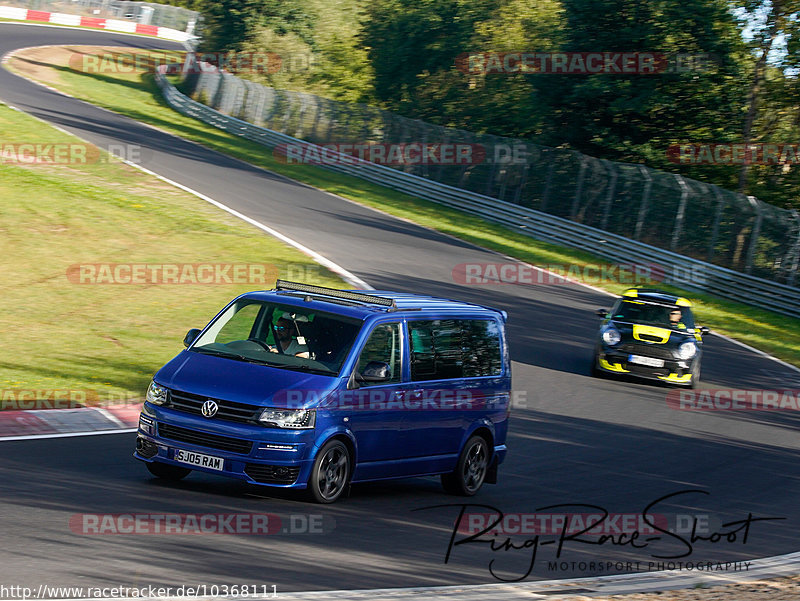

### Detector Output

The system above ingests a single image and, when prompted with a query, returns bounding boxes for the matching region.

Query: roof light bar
[275,280,396,307]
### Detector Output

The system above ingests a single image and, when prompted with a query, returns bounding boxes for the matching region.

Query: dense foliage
[167,0,800,210]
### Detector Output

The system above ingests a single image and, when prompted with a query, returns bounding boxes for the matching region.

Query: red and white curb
[0,403,140,440]
[0,5,191,41]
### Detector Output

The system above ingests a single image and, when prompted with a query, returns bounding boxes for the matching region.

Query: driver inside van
[271,315,310,358]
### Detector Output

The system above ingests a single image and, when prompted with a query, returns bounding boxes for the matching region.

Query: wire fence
[5,0,201,32]
[180,68,800,287]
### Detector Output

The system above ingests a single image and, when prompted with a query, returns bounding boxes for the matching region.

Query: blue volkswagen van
[135,281,510,502]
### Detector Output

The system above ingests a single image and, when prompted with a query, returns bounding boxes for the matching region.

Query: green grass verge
[0,101,344,404]
[7,47,800,370]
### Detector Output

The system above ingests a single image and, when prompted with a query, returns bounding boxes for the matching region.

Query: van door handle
[407,390,424,401]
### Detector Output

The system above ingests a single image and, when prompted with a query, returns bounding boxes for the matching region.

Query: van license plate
[174,449,224,471]
[628,354,664,368]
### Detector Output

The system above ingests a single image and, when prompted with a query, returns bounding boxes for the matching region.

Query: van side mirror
[699,326,710,336]
[184,328,202,348]
[359,361,392,382]
[596,309,609,318]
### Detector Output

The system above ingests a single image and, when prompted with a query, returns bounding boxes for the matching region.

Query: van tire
[307,440,351,504]
[441,435,489,496]
[146,461,191,481]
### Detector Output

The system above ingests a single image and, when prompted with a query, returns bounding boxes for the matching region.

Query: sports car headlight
[146,380,168,405]
[602,327,621,346]
[258,408,315,429]
[677,342,697,360]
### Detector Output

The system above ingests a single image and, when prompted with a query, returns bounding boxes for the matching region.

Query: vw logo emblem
[201,400,219,418]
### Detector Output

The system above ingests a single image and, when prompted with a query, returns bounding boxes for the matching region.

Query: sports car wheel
[687,361,701,389]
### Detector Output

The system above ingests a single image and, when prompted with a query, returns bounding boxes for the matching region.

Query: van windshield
[191,300,362,375]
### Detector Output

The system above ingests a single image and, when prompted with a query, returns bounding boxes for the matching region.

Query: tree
[527,0,749,170]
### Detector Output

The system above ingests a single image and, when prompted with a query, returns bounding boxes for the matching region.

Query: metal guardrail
[155,67,800,319]
[182,68,800,287]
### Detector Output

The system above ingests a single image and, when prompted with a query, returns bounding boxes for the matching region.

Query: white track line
[92,407,127,427]
[126,161,373,290]
[0,48,372,291]
[0,428,137,442]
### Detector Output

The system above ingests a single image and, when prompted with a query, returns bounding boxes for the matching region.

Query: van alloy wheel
[308,440,350,503]
[442,435,489,496]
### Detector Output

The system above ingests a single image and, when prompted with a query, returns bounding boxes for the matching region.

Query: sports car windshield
[191,299,362,375]
[611,300,696,330]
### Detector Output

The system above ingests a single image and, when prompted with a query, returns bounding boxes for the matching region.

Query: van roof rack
[275,280,397,308]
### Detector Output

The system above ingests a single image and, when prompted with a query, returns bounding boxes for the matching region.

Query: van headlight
[146,381,168,405]
[602,327,621,346]
[677,342,697,360]
[258,408,315,429]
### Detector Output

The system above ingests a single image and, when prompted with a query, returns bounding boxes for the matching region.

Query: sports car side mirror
[596,309,609,318]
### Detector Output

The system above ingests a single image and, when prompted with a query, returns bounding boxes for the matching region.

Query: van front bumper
[134,407,315,489]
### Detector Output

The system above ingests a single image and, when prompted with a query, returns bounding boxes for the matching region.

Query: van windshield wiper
[275,364,335,375]
[192,347,271,365]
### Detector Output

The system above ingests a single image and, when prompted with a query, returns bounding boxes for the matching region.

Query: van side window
[356,323,402,384]
[409,319,502,381]
[462,320,503,377]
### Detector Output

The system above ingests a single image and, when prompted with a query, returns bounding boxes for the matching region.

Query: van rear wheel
[442,435,489,496]
[307,440,350,504]
[146,461,191,481]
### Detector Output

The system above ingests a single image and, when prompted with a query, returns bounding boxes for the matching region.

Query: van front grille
[158,423,252,455]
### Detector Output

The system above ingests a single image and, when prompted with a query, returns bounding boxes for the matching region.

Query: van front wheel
[307,440,350,503]
[442,435,489,496]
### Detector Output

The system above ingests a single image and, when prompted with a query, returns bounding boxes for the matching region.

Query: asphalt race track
[1,22,799,594]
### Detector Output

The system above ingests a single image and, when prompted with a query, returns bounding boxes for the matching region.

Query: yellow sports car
[592,288,709,388]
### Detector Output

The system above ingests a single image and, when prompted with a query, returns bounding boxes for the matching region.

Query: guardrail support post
[707,185,725,262]
[570,156,588,219]
[744,196,763,275]
[600,162,618,231]
[634,165,652,240]
[512,162,529,206]
[671,175,689,251]
[484,149,500,197]
[787,210,800,286]
[540,160,555,212]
